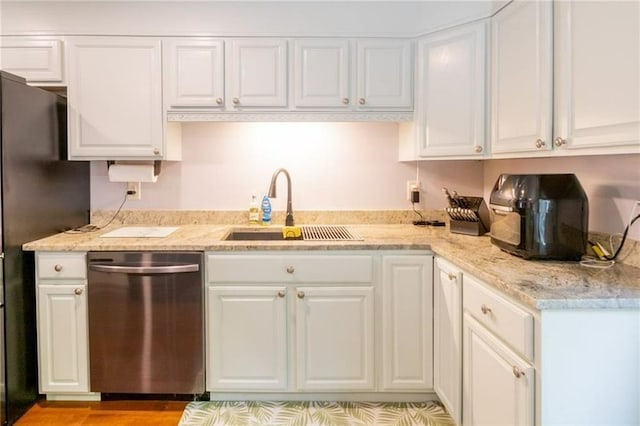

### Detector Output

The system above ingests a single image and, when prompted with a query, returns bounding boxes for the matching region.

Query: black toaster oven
[489,174,589,260]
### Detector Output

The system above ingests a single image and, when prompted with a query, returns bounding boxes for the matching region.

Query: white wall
[91,122,640,240]
[91,122,484,212]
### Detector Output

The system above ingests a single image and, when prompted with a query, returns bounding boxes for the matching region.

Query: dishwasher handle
[88,264,200,274]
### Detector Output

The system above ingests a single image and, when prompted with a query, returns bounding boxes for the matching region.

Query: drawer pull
[447,273,457,281]
[216,97,223,105]
[297,291,305,299]
[74,288,83,296]
[358,98,365,105]
[286,266,295,274]
[54,264,63,272]
[232,97,240,105]
[480,304,492,315]
[277,290,285,298]
[512,366,525,378]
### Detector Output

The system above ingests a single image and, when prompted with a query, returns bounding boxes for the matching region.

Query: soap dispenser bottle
[249,195,260,225]
[261,195,272,226]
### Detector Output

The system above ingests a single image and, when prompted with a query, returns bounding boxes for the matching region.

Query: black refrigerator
[0,71,90,425]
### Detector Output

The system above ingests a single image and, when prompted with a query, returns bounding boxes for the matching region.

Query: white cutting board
[100,226,179,238]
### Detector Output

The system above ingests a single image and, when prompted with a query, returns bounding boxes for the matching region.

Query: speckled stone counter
[23,223,640,311]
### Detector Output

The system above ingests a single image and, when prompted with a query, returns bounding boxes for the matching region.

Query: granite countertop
[23,224,640,311]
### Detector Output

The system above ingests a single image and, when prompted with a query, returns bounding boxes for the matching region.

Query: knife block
[445,196,490,236]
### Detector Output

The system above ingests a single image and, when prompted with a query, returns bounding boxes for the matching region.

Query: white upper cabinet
[164,39,225,110]
[491,0,639,156]
[292,38,413,111]
[490,0,552,154]
[293,39,350,108]
[416,21,487,158]
[554,1,639,152]
[226,39,288,109]
[0,38,64,84]
[356,39,413,110]
[67,37,170,160]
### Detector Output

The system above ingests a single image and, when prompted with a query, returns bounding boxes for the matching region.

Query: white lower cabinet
[206,251,434,395]
[463,313,534,426]
[207,286,288,390]
[381,255,433,391]
[461,270,535,426]
[36,253,90,394]
[433,257,462,424]
[206,251,378,393]
[295,286,374,390]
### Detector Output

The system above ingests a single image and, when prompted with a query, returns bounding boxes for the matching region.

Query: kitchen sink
[223,225,363,241]
[223,227,296,241]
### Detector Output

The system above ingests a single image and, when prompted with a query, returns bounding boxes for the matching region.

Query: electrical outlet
[406,180,420,201]
[127,182,141,200]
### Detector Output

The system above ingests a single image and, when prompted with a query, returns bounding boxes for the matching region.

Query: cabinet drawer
[207,254,373,284]
[37,253,87,280]
[463,274,533,360]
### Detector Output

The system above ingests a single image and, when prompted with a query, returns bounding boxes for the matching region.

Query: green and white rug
[179,401,455,426]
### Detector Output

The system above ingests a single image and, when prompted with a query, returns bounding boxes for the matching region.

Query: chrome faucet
[268,168,294,226]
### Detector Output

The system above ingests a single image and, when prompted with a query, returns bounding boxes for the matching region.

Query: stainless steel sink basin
[222,225,363,241]
[223,227,297,241]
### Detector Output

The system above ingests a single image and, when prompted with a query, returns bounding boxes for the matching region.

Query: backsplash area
[90,122,639,242]
[91,122,484,212]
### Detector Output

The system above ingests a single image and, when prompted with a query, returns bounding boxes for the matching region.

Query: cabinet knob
[512,366,525,378]
[480,304,492,315]
[342,98,350,105]
[216,97,223,105]
[153,148,160,155]
[54,264,63,272]
[447,273,457,281]
[554,137,566,147]
[474,146,483,153]
[277,290,285,298]
[358,98,365,105]
[286,266,295,274]
[535,138,546,149]
[74,288,83,296]
[232,97,240,105]
[297,291,305,299]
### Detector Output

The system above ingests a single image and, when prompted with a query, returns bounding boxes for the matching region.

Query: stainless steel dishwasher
[87,251,204,394]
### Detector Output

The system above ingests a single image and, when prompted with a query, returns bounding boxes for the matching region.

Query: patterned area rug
[179,401,455,426]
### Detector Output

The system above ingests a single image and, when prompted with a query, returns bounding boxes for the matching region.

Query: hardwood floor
[15,400,187,426]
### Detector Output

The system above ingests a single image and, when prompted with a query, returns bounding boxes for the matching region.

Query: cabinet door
[295,286,374,390]
[67,37,163,159]
[293,39,350,109]
[490,0,553,154]
[554,1,640,152]
[37,284,89,393]
[0,38,63,83]
[381,255,433,391]
[433,258,462,424]
[463,313,534,426]
[226,39,288,108]
[207,286,287,391]
[164,39,225,109]
[417,22,486,157]
[356,40,413,110]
